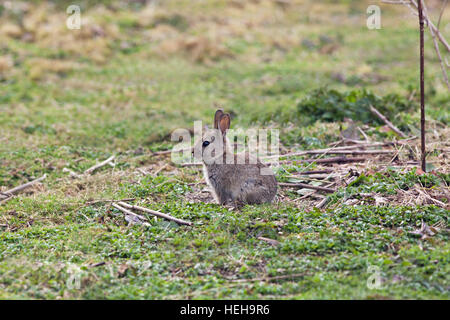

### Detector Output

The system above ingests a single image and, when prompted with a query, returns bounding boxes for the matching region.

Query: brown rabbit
[193,109,277,206]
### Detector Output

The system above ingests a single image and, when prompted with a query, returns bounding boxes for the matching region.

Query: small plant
[295,88,415,128]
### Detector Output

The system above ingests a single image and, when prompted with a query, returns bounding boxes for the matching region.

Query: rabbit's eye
[202,141,210,147]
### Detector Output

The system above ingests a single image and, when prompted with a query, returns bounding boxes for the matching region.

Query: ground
[0,0,449,299]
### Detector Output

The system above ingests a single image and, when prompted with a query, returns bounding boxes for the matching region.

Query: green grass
[0,0,449,299]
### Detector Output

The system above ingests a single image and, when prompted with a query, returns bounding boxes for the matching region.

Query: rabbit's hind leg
[244,187,275,204]
[233,198,246,209]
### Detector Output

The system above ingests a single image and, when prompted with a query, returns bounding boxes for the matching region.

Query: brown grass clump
[0,55,14,74]
[395,186,450,210]
[143,24,180,42]
[0,3,120,64]
[26,58,80,80]
[157,36,232,64]
[0,23,23,38]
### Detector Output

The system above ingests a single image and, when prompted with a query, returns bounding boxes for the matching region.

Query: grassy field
[0,0,449,299]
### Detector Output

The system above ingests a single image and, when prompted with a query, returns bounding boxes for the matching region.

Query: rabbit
[193,109,277,206]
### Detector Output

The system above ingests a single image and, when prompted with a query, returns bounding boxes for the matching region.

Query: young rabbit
[193,109,277,206]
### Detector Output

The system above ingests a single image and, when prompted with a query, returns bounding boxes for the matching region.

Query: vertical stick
[418,0,426,172]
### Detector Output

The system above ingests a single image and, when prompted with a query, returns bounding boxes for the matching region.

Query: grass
[0,0,449,299]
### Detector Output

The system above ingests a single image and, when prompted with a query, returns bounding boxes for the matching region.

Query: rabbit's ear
[214,109,224,129]
[218,114,230,135]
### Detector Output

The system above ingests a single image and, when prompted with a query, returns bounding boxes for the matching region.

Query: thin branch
[296,169,334,175]
[383,0,450,52]
[279,182,336,193]
[291,173,334,180]
[117,201,193,226]
[89,262,106,268]
[0,174,47,199]
[257,236,280,246]
[437,0,448,29]
[423,1,450,90]
[416,188,446,207]
[358,126,370,142]
[316,196,329,209]
[411,0,450,52]
[285,149,395,155]
[136,168,149,176]
[419,0,450,51]
[279,157,367,165]
[84,155,115,174]
[298,181,335,202]
[229,272,308,283]
[265,138,416,159]
[85,198,135,205]
[0,195,14,204]
[63,167,81,178]
[153,164,168,176]
[418,0,426,172]
[267,144,364,159]
[111,203,150,226]
[369,105,407,137]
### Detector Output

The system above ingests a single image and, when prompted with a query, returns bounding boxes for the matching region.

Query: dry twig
[279,157,367,165]
[369,105,407,138]
[423,1,449,90]
[279,182,336,193]
[117,201,193,226]
[416,187,447,207]
[63,167,81,178]
[0,195,14,204]
[266,138,416,159]
[111,203,150,226]
[0,174,47,200]
[85,198,135,205]
[290,149,395,155]
[229,273,308,283]
[383,0,450,52]
[417,0,426,172]
[153,164,169,176]
[257,236,280,246]
[316,197,329,209]
[84,155,115,174]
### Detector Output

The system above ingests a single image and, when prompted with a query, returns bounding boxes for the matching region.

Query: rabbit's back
[204,153,277,205]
